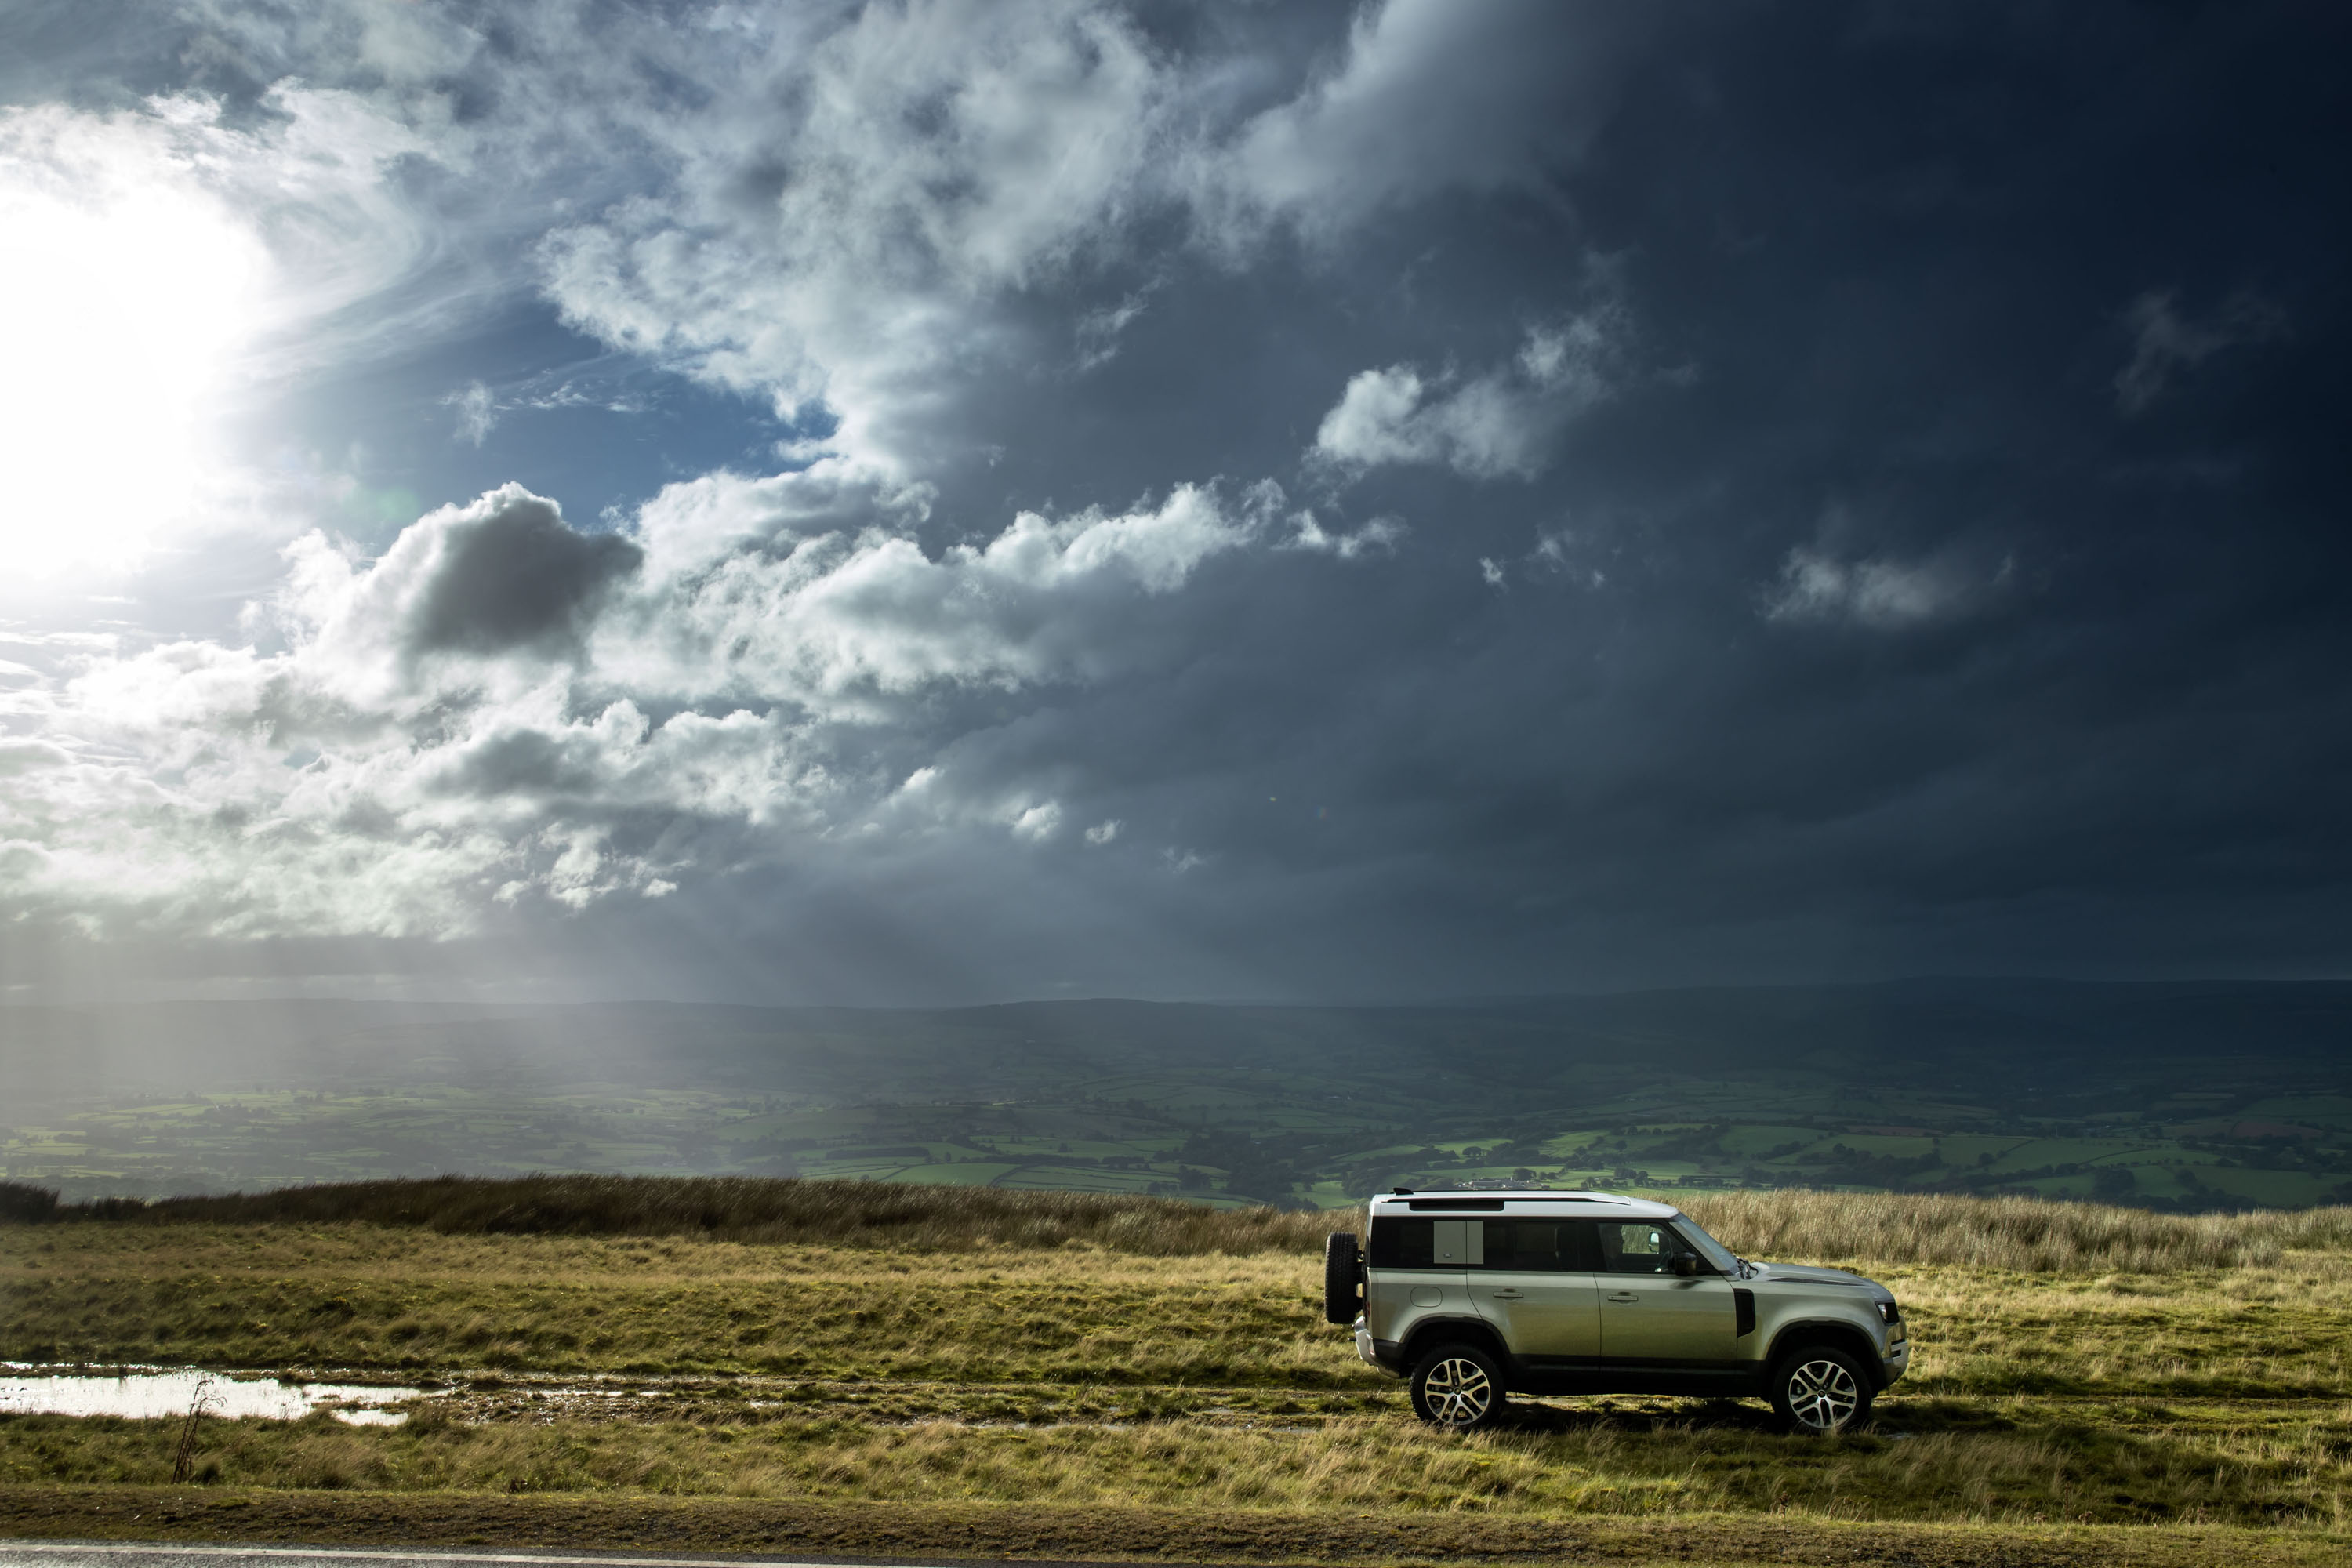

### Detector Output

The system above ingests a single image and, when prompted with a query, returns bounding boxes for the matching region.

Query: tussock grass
[8,1201,2352,1540]
[6,1403,2352,1529]
[0,1226,1353,1382]
[15,1174,2352,1275]
[10,1222,2352,1396]
[1,1177,1340,1257]
[1682,1189,2352,1274]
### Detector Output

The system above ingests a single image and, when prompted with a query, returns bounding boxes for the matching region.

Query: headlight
[1877,1299,1901,1324]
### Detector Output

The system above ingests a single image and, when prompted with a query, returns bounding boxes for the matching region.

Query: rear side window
[1368,1217,1433,1267]
[1374,1217,1605,1270]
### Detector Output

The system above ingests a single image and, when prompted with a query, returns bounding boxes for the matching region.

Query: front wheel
[1410,1341,1506,1431]
[1769,1344,1875,1435]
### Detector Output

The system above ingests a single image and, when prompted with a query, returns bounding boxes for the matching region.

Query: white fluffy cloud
[1312,311,1628,481]
[0,469,1272,938]
[1283,511,1406,561]
[539,0,1175,474]
[517,2,1631,472]
[610,467,1269,712]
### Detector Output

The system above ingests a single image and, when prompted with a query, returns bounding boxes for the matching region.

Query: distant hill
[7,978,2350,1107]
[5,980,2348,1208]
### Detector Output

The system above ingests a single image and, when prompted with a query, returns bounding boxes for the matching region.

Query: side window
[1597,1221,1676,1274]
[1368,1217,1484,1266]
[1480,1220,1599,1272]
[1367,1217,1433,1267]
[1432,1219,1480,1266]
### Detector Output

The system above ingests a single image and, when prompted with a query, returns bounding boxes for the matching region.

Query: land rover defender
[1323,1190,1907,1432]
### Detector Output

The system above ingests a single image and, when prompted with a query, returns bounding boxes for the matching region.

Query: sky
[0,0,2345,1007]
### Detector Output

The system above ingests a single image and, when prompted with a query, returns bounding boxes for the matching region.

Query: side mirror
[1671,1253,1700,1277]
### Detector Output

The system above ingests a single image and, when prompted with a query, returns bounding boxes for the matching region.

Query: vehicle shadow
[1498,1393,2002,1437]
[1500,1395,1784,1434]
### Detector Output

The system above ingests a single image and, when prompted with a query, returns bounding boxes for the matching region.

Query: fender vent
[1733,1287,1756,1338]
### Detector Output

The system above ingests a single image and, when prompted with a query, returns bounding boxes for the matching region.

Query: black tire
[1322,1232,1362,1324]
[1409,1341,1507,1431]
[1769,1343,1875,1435]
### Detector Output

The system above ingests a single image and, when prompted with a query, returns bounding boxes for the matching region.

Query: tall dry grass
[7,1404,2350,1529]
[9,1175,1344,1257]
[14,1217,2352,1394]
[1678,1189,2352,1273]
[15,1174,2352,1272]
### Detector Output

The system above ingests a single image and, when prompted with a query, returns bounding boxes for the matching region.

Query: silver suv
[1323,1189,1907,1433]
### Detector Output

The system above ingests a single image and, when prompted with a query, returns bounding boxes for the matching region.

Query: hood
[1752,1261,1886,1294]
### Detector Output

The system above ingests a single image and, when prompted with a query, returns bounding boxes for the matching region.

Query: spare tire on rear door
[1323,1230,1362,1323]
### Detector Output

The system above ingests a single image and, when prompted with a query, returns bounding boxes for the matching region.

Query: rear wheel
[1410,1341,1506,1430]
[1769,1344,1874,1435]
[1323,1232,1362,1324]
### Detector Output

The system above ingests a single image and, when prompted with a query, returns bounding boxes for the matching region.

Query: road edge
[4,1486,2350,1567]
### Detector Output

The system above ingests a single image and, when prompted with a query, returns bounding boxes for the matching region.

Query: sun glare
[0,160,268,577]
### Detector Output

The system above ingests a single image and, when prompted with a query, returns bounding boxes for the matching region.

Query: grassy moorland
[4,1178,2352,1563]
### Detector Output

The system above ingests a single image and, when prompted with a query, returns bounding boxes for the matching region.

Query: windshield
[1671,1215,1744,1275]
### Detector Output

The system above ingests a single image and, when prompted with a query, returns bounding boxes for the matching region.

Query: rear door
[1470,1218,1600,1360]
[1595,1220,1739,1366]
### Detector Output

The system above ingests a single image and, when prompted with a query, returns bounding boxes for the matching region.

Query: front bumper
[1882,1331,1911,1385]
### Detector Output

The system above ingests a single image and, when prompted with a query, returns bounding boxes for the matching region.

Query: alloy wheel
[1784,1356,1860,1432]
[1422,1356,1494,1426]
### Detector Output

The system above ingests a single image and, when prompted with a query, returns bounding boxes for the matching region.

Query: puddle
[0,1365,426,1425]
[325,1407,410,1426]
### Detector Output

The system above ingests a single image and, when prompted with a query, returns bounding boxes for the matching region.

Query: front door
[1470,1219,1599,1359]
[1595,1220,1738,1365]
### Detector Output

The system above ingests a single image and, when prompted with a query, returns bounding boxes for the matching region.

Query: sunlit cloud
[0,470,1290,939]
[1310,310,1632,483]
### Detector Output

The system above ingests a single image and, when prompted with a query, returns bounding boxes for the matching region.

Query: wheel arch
[1398,1315,1512,1377]
[1763,1319,1887,1389]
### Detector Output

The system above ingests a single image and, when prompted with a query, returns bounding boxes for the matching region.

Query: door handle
[1607,1292,1640,1303]
[1489,1290,1523,1300]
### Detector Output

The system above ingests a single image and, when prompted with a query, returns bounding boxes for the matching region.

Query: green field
[10,1071,2352,1218]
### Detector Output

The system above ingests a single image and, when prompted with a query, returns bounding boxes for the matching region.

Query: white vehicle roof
[1364,1189,1683,1221]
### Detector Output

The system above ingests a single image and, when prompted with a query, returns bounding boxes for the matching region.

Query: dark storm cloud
[398,488,641,660]
[872,0,2352,992]
[4,0,2347,1000]
[437,728,602,800]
